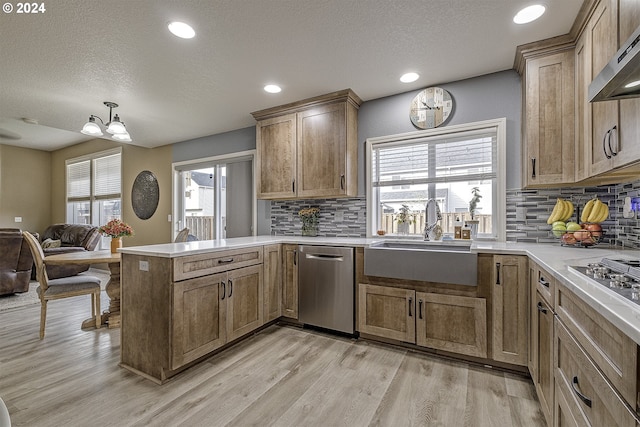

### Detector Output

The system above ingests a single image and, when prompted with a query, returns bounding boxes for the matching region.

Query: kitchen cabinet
[121,247,264,384]
[263,244,282,322]
[358,284,415,343]
[618,0,640,171]
[252,89,361,200]
[282,244,298,319]
[491,254,528,366]
[574,28,591,182]
[528,262,555,426]
[415,292,487,358]
[522,49,575,187]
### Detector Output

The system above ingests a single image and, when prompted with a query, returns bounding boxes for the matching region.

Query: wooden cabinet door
[492,255,528,366]
[524,50,575,186]
[358,284,415,343]
[415,292,487,358]
[263,244,282,322]
[296,102,348,198]
[172,273,226,369]
[282,244,298,319]
[589,0,619,175]
[574,29,591,182]
[616,1,640,168]
[532,292,554,426]
[256,113,297,199]
[226,264,263,342]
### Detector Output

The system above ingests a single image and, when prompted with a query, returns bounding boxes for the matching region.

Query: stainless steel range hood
[589,25,640,102]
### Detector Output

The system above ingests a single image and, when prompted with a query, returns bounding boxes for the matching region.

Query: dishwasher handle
[304,254,344,262]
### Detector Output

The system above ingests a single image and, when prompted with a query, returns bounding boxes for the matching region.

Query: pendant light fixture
[81,101,132,142]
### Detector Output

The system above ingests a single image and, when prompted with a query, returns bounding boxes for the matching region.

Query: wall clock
[409,87,453,129]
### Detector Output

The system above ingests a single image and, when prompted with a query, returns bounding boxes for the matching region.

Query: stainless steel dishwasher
[298,245,355,334]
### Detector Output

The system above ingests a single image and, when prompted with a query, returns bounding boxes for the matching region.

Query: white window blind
[371,129,497,187]
[66,160,91,200]
[94,153,121,200]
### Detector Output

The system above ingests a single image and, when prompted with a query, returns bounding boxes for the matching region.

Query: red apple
[561,233,577,245]
[585,223,603,239]
[573,229,590,241]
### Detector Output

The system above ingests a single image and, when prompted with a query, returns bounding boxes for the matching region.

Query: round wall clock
[409,87,453,129]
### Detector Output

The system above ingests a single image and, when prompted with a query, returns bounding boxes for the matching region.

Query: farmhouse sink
[364,240,477,286]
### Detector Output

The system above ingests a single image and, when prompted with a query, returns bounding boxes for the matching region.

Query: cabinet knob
[537,301,548,314]
[539,277,550,288]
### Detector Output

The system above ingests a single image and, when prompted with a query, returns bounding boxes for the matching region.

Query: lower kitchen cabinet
[172,264,263,369]
[358,284,487,358]
[358,284,415,343]
[263,244,282,322]
[282,244,298,319]
[416,292,487,358]
[491,254,528,366]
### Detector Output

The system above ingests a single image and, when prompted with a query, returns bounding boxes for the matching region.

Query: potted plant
[298,207,320,236]
[467,187,482,238]
[395,204,414,235]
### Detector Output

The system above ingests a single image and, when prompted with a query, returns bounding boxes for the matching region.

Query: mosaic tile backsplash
[270,181,640,247]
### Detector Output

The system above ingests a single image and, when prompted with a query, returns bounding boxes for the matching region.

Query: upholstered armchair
[0,228,33,295]
[39,224,101,279]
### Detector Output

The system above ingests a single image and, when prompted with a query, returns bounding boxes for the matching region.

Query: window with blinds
[366,119,505,240]
[66,149,122,238]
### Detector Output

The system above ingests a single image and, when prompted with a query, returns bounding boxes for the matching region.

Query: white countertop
[120,237,640,345]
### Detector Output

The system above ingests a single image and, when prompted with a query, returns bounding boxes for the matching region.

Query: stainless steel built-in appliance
[569,258,640,305]
[298,245,355,334]
[589,25,640,101]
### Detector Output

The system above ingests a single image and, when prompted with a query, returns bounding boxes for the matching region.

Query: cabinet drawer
[173,247,264,281]
[533,263,554,306]
[555,320,636,427]
[555,282,638,406]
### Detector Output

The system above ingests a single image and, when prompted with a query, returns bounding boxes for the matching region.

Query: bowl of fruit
[548,197,607,247]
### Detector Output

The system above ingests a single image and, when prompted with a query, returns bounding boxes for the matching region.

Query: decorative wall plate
[132,170,159,220]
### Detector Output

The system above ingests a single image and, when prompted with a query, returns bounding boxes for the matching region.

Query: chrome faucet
[423,199,442,241]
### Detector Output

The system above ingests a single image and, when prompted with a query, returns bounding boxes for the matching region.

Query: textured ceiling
[0,0,583,151]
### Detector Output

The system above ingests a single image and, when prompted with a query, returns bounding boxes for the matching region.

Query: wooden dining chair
[22,231,101,339]
[174,227,190,243]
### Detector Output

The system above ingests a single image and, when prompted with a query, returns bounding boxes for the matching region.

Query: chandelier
[81,101,132,142]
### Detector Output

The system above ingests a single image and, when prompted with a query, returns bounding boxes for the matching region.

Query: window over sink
[366,118,506,240]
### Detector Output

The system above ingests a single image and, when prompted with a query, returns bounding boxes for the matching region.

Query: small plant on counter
[98,218,134,238]
[395,204,415,225]
[298,207,320,236]
[469,187,482,220]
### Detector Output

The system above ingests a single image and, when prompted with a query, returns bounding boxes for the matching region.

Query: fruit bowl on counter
[548,197,608,248]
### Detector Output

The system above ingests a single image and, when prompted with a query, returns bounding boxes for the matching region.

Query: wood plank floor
[0,294,546,426]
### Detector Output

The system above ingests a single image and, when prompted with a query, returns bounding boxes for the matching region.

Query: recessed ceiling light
[400,72,420,83]
[513,5,546,24]
[625,80,640,89]
[264,84,282,93]
[168,21,195,39]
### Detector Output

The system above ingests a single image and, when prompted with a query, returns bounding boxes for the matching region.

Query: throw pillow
[41,238,61,249]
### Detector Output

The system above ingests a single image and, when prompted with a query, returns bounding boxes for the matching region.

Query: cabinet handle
[495,262,501,285]
[340,174,345,190]
[531,158,536,179]
[603,129,612,159]
[218,258,234,264]
[418,299,423,319]
[539,277,550,288]
[221,281,226,300]
[571,376,592,408]
[608,125,617,156]
[293,250,297,266]
[408,297,413,317]
[292,180,295,193]
[537,302,548,314]
[228,279,233,297]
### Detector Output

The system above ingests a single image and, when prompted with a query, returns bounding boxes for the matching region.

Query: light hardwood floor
[0,293,545,426]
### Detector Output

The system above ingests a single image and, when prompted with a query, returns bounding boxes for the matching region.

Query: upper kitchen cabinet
[520,47,576,187]
[252,89,361,200]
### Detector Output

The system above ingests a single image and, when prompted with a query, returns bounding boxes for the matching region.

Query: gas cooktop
[569,258,640,306]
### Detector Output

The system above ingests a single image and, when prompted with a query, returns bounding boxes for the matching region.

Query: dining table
[44,250,121,329]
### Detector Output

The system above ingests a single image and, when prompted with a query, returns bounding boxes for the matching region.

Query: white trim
[171,150,257,240]
[366,118,507,241]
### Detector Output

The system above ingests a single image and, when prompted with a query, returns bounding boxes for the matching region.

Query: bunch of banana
[547,198,574,224]
[581,198,609,223]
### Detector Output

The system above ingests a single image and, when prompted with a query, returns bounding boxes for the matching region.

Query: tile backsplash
[270,181,640,247]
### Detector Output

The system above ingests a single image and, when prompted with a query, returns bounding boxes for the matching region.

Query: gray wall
[357,70,522,195]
